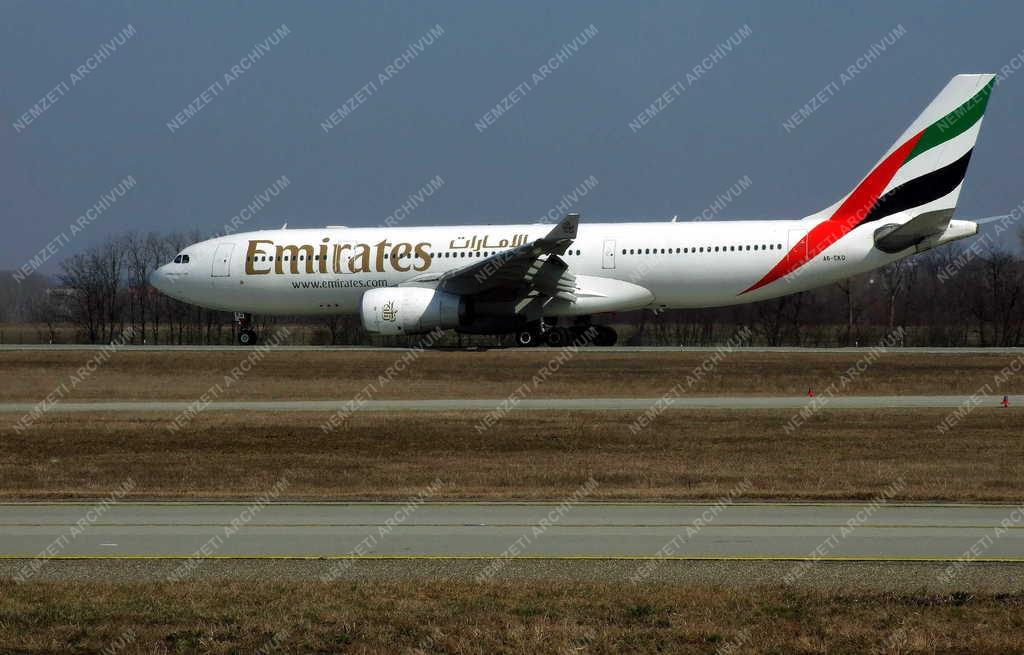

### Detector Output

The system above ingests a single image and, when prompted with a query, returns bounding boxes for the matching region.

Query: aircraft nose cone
[149,267,168,292]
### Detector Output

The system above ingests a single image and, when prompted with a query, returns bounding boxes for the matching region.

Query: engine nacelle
[361,287,465,335]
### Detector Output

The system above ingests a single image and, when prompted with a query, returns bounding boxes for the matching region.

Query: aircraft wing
[402,213,580,301]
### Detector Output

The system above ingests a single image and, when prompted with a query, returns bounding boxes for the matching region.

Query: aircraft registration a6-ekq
[151,74,995,347]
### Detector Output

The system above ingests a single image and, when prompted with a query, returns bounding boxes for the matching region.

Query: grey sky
[3,0,1023,275]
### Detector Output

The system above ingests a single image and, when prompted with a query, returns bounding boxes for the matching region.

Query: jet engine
[361,287,465,335]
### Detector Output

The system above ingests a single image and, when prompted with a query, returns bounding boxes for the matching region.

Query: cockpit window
[173,255,182,264]
[173,254,191,264]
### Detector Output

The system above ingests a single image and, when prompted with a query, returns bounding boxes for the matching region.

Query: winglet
[549,213,579,239]
[535,213,579,256]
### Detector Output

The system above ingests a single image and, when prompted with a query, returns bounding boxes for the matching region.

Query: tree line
[1,229,1022,347]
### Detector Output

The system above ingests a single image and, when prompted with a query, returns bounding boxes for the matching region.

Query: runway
[2,502,1022,560]
[1,344,1021,354]
[0,395,1018,413]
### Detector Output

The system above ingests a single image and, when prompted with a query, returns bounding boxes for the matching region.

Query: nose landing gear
[234,312,258,346]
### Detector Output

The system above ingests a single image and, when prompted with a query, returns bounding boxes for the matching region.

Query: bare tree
[835,278,861,345]
[879,259,913,332]
[978,249,1023,346]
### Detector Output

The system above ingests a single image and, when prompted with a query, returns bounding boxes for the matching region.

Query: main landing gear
[513,320,617,348]
[515,329,541,347]
[234,312,258,345]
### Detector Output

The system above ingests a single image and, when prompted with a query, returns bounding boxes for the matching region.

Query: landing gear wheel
[569,326,596,345]
[546,327,571,348]
[515,330,539,347]
[234,312,257,346]
[594,326,617,347]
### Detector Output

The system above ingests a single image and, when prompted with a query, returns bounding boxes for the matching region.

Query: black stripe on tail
[861,148,973,226]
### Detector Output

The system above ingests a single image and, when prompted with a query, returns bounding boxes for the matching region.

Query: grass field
[2,349,1021,402]
[3,409,1020,500]
[3,351,1022,651]
[3,579,1023,653]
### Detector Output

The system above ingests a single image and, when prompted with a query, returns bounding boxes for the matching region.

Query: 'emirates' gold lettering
[246,238,435,275]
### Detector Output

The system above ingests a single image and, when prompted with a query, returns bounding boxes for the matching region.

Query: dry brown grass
[2,579,1023,653]
[2,409,1021,501]
[1,349,1018,402]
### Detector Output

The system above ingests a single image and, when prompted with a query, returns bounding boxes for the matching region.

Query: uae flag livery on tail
[743,74,994,294]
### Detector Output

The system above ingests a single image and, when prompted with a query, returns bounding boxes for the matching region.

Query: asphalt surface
[1,344,1022,353]
[2,502,1022,560]
[0,396,1018,413]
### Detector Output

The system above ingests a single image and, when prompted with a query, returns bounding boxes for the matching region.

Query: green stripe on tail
[907,79,994,162]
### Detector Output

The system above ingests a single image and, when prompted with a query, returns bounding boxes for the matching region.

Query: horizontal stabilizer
[972,214,1013,225]
[873,209,953,253]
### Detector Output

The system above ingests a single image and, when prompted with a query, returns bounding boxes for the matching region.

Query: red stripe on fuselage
[741,130,925,295]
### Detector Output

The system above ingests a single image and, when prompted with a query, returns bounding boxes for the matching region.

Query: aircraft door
[602,239,616,269]
[212,243,234,277]
[787,229,808,259]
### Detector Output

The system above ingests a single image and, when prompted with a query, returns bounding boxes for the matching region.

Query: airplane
[150,74,995,347]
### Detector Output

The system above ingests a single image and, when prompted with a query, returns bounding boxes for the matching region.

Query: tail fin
[744,74,994,294]
[815,73,995,227]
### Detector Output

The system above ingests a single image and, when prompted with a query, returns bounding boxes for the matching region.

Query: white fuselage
[147,74,994,328]
[150,215,974,318]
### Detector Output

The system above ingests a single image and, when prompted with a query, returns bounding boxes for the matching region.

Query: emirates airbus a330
[151,74,995,346]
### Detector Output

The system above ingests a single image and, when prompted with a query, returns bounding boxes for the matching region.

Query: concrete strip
[1,502,1021,560]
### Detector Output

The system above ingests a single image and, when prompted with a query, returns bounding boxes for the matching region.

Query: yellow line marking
[2,554,1024,562]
